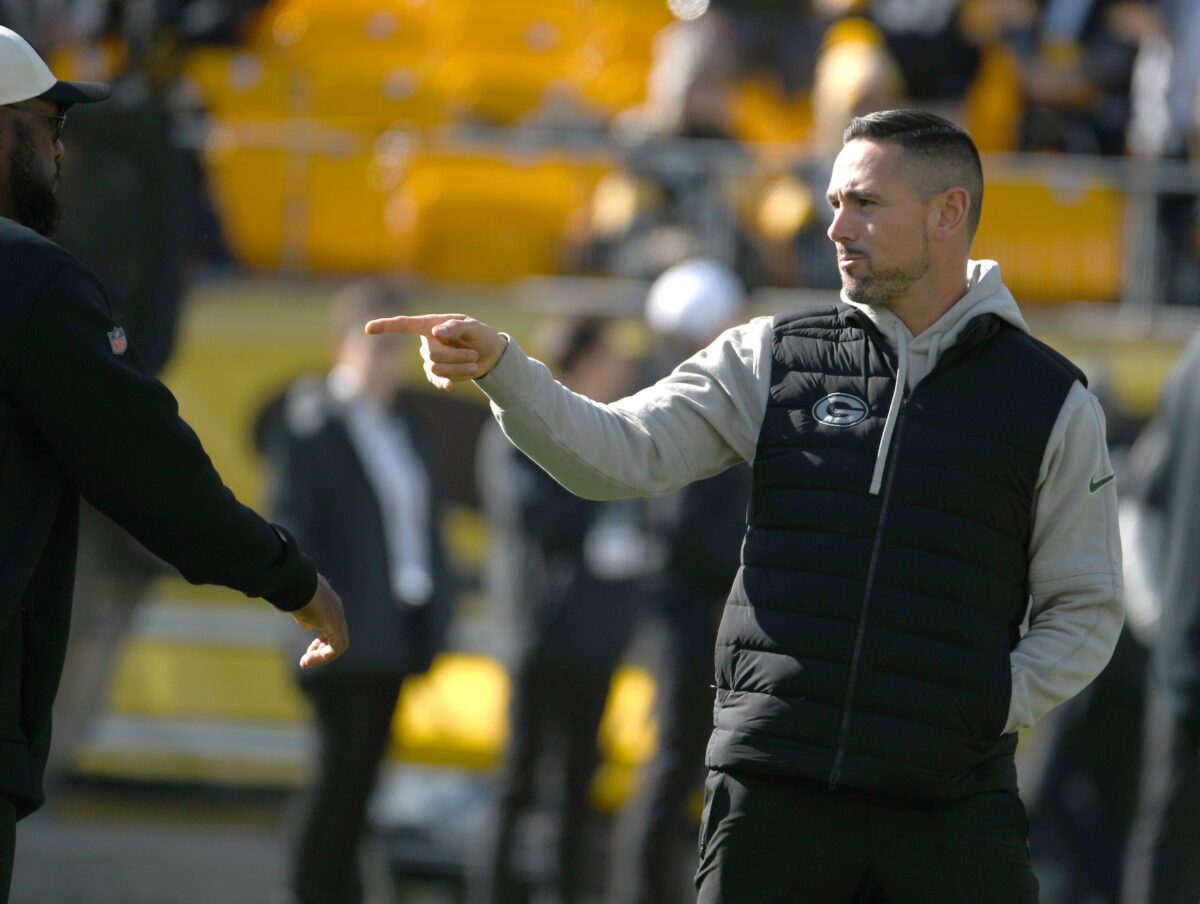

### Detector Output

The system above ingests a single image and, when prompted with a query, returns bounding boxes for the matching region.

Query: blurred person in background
[468,316,645,904]
[1119,332,1200,904]
[263,278,454,904]
[1004,0,1151,155]
[578,10,762,287]
[1022,367,1149,904]
[1126,0,1200,307]
[367,109,1124,902]
[808,0,984,153]
[0,26,346,900]
[607,259,751,904]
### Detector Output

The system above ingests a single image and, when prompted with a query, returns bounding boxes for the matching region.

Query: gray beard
[842,252,932,308]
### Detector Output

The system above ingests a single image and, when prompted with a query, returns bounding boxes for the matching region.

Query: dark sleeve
[14,260,316,611]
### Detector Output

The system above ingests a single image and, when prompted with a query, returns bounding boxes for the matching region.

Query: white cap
[0,26,109,107]
[645,258,746,345]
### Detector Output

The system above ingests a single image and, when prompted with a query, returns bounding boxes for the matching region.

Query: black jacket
[265,377,453,682]
[477,422,639,670]
[0,218,316,817]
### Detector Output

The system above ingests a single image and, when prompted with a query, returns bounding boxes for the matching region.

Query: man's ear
[930,187,970,240]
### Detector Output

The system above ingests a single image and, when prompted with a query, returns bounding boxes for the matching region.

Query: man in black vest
[0,26,347,901]
[367,110,1124,903]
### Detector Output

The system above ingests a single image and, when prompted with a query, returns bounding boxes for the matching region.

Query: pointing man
[368,110,1122,901]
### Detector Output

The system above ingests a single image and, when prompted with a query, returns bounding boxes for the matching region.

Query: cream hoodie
[476,260,1124,735]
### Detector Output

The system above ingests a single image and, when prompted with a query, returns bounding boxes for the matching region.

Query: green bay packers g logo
[813,392,868,428]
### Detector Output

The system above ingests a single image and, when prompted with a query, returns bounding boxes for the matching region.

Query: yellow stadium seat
[427,0,585,57]
[973,171,1124,304]
[306,52,448,129]
[434,52,580,124]
[305,144,410,271]
[731,77,812,147]
[964,44,1023,154]
[388,150,614,282]
[201,119,296,268]
[253,0,431,58]
[183,48,306,118]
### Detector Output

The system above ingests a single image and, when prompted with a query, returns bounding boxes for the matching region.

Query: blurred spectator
[1120,332,1200,904]
[809,0,985,152]
[577,11,762,285]
[467,317,646,904]
[713,0,824,96]
[1025,367,1148,904]
[608,260,751,904]
[1126,0,1200,159]
[1004,0,1152,155]
[1126,0,1200,306]
[264,278,455,904]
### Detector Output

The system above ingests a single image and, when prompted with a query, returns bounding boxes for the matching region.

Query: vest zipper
[829,388,910,790]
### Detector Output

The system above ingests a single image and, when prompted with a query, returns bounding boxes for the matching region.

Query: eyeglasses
[2,104,66,143]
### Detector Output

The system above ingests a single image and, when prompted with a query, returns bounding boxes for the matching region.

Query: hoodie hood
[848,260,1029,495]
[843,259,1028,392]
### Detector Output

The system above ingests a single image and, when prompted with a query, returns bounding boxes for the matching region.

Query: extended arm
[366,313,774,499]
[16,263,346,667]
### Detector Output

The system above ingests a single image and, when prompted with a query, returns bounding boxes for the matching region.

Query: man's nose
[827,206,855,244]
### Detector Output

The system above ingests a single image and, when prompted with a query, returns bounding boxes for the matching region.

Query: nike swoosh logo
[1089,473,1115,493]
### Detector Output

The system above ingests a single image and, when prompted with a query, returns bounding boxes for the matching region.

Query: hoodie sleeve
[1006,381,1124,732]
[473,318,774,499]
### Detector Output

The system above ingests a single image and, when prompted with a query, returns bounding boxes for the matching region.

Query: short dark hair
[843,109,984,238]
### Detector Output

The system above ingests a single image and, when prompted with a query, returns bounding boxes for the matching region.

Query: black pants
[289,675,405,904]
[1027,627,1147,903]
[695,769,1039,904]
[1122,677,1200,904]
[466,656,614,904]
[0,795,14,904]
[610,639,713,903]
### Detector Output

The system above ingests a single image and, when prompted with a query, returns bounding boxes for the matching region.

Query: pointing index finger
[364,313,468,336]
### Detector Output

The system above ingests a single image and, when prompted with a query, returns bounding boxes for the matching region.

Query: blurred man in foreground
[367,109,1122,901]
[1121,332,1200,903]
[0,26,346,900]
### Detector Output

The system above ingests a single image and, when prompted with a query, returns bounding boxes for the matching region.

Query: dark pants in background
[610,629,713,904]
[0,795,14,904]
[290,676,405,904]
[1027,627,1148,903]
[1122,677,1200,904]
[695,769,1040,904]
[467,657,613,904]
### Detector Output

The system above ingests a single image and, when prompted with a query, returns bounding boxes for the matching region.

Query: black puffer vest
[706,305,1083,801]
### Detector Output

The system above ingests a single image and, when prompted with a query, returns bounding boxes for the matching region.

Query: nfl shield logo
[107,326,128,355]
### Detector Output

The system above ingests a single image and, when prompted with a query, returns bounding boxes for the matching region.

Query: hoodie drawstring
[868,325,910,495]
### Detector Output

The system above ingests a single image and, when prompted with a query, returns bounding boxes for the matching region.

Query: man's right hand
[291,573,349,668]
[364,314,508,391]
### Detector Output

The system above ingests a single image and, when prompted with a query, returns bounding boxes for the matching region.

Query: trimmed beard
[10,120,61,237]
[842,240,932,308]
